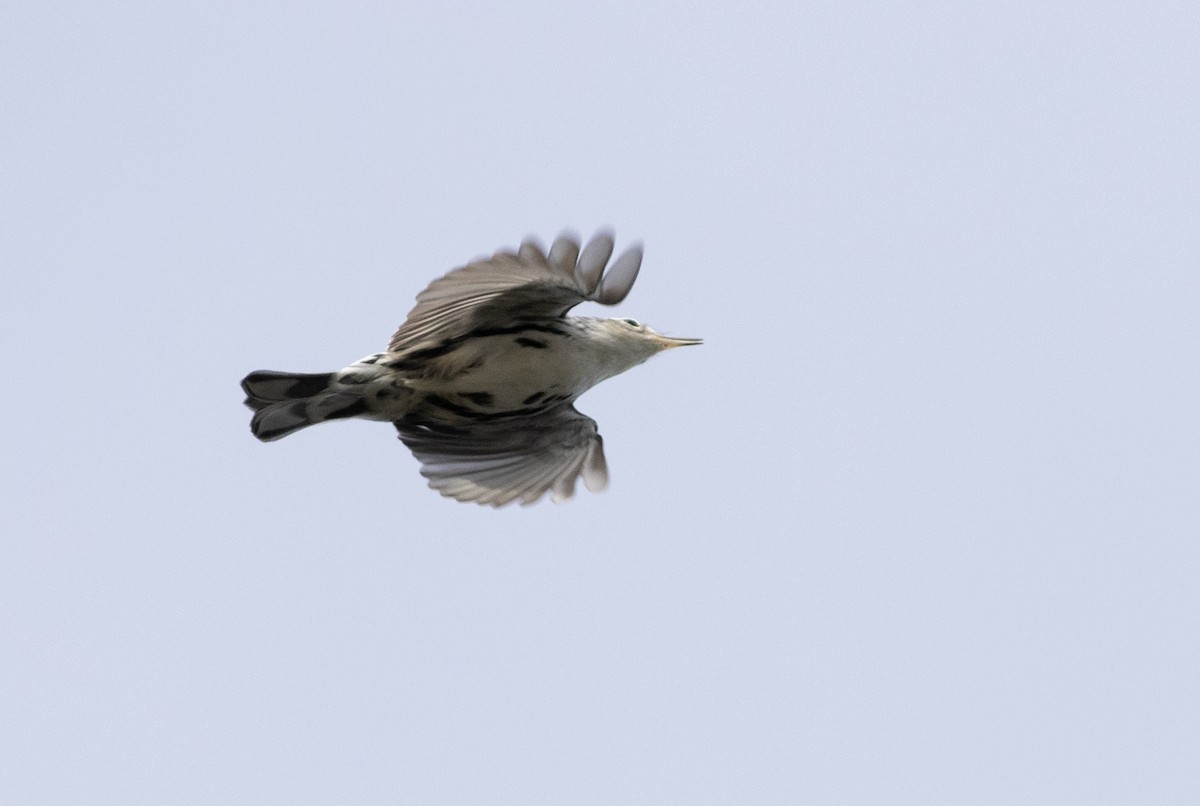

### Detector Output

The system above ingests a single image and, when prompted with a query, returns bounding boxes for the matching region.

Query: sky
[3,1,1198,803]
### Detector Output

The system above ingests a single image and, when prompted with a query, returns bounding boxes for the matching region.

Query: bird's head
[611,317,704,351]
[579,316,703,380]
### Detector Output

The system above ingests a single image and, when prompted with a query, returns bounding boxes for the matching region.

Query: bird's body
[242,230,700,506]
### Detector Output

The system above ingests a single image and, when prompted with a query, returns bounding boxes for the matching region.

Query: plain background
[3,1,1198,803]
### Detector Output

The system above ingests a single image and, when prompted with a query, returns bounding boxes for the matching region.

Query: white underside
[404,334,606,408]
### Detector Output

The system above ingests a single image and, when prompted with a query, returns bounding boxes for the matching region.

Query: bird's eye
[621,318,640,327]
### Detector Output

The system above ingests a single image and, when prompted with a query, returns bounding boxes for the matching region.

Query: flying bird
[241,229,701,506]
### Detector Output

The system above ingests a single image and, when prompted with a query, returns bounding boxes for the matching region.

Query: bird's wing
[395,407,609,507]
[388,229,642,354]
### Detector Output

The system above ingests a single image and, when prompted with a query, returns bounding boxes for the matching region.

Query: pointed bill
[652,334,703,349]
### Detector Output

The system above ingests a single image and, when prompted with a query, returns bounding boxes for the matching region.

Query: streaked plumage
[241,229,700,506]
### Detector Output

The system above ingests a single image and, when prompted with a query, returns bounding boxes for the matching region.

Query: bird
[241,229,701,506]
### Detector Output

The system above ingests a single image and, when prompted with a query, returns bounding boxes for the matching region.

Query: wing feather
[395,407,607,507]
[388,230,644,354]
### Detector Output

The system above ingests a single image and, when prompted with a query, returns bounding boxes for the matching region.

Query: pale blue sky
[3,1,1198,803]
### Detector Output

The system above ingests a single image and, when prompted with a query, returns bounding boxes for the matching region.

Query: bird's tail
[241,370,368,442]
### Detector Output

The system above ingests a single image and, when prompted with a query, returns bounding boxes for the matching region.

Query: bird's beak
[652,334,704,350]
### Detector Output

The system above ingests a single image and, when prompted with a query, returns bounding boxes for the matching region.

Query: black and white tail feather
[242,371,367,442]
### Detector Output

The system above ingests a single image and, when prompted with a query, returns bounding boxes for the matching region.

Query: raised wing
[395,407,609,507]
[388,229,642,354]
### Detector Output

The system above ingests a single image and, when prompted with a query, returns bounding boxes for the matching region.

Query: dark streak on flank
[463,392,494,406]
[514,337,548,349]
[522,391,545,405]
[385,340,460,371]
[386,322,571,372]
[424,394,552,422]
